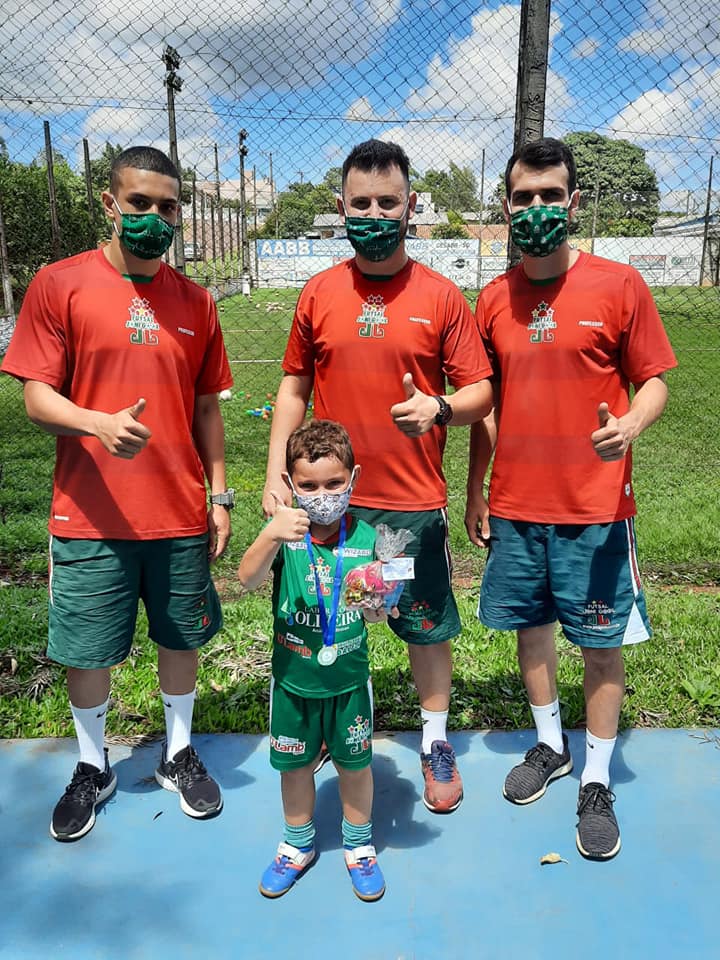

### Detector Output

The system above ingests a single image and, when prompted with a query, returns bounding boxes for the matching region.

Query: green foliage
[564,131,660,237]
[431,222,469,239]
[258,181,336,238]
[412,162,478,215]
[484,177,506,224]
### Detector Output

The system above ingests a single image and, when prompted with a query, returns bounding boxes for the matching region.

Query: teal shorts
[48,535,223,669]
[269,679,373,771]
[479,516,651,649]
[350,507,461,645]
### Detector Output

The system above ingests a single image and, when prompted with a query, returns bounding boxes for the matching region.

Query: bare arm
[23,379,151,459]
[238,495,310,591]
[262,373,313,515]
[465,383,499,547]
[193,392,230,560]
[390,374,493,437]
[591,374,669,461]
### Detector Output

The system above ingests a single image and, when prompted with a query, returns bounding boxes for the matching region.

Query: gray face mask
[285,468,358,525]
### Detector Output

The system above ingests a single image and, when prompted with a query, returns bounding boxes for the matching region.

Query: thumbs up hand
[96,397,152,459]
[390,372,441,437]
[267,491,310,542]
[591,401,631,461]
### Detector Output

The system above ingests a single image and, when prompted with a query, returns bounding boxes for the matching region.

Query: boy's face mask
[285,467,358,525]
[112,197,176,260]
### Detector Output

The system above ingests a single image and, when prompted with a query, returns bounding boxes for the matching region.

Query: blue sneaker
[259,842,315,898]
[344,844,385,902]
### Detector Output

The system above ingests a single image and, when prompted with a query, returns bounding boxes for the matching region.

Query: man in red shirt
[264,140,493,813]
[466,137,677,859]
[2,146,233,840]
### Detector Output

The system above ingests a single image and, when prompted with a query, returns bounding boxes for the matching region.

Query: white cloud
[572,38,600,60]
[619,1,720,61]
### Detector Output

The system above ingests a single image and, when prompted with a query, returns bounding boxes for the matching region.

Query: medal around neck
[317,645,338,667]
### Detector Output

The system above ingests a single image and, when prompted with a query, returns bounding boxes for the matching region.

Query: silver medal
[317,645,338,667]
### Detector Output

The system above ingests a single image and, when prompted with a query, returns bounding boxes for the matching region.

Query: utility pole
[43,121,61,261]
[253,164,259,282]
[0,199,16,327]
[475,148,485,290]
[162,45,185,273]
[214,143,225,262]
[699,155,715,286]
[82,138,96,238]
[591,167,601,247]
[238,128,251,285]
[268,152,279,239]
[191,171,198,265]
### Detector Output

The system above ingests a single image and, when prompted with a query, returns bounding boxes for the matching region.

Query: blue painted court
[1,729,718,959]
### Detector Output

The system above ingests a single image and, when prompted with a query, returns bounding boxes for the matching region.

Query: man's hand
[96,398,152,459]
[267,491,310,542]
[208,504,231,561]
[591,402,632,462]
[262,478,291,518]
[390,373,441,437]
[465,491,491,548]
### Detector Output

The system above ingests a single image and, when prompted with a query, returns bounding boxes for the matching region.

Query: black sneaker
[50,749,117,842]
[155,744,223,819]
[313,744,332,775]
[503,733,573,804]
[576,782,621,860]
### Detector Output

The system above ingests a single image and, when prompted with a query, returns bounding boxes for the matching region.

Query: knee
[582,646,623,678]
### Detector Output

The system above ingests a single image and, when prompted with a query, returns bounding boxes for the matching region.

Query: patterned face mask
[343,199,409,262]
[286,467,358,525]
[112,198,175,260]
[508,200,572,257]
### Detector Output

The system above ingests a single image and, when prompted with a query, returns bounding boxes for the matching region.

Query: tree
[258,180,336,238]
[484,177,506,224]
[412,163,478,215]
[431,211,469,239]
[564,132,659,237]
[322,167,343,195]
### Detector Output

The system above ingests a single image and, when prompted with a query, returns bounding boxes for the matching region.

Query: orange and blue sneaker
[344,844,385,902]
[420,740,464,813]
[259,842,315,898]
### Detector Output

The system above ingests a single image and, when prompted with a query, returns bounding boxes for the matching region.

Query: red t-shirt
[476,252,677,524]
[1,249,232,539]
[283,258,492,510]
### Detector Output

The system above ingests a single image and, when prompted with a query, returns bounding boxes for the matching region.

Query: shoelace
[173,748,210,786]
[523,742,559,770]
[63,769,104,803]
[578,783,616,817]
[428,746,456,783]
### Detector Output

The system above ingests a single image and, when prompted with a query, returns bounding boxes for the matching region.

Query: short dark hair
[110,146,180,194]
[504,137,577,196]
[286,420,355,473]
[341,139,411,191]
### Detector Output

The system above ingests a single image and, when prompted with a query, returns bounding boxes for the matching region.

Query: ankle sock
[161,689,196,760]
[421,708,448,754]
[284,819,315,850]
[581,729,616,788]
[530,699,564,754]
[70,698,109,771]
[342,817,372,849]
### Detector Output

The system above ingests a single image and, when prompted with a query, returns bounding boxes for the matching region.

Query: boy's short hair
[504,137,577,196]
[110,146,180,194]
[342,139,411,191]
[286,420,355,473]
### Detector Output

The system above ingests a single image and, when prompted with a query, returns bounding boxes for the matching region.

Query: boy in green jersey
[239,420,386,901]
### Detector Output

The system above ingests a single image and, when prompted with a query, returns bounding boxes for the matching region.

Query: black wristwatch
[433,395,453,427]
[210,489,235,510]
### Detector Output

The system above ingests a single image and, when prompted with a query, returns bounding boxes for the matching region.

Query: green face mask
[113,198,176,260]
[344,203,408,262]
[509,203,570,257]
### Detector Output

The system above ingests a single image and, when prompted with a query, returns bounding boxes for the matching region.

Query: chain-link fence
[1,0,719,580]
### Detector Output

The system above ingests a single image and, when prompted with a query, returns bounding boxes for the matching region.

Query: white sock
[530,699,564,754]
[421,708,448,754]
[70,698,109,771]
[581,729,616,788]
[161,689,196,760]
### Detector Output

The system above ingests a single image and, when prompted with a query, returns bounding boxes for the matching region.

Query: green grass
[1,283,719,737]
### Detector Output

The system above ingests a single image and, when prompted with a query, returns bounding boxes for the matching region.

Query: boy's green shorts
[351,507,461,645]
[269,679,373,771]
[48,535,222,669]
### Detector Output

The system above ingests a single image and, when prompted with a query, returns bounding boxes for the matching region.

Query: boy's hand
[362,605,399,623]
[267,490,310,542]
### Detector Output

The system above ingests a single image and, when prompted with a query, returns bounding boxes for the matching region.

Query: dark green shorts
[48,535,222,669]
[351,507,461,645]
[269,679,373,771]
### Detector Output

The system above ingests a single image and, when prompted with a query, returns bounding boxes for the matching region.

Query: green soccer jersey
[271,514,376,698]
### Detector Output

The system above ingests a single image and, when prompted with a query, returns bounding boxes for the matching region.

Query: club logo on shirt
[356,294,388,338]
[305,557,332,596]
[346,714,371,754]
[528,301,556,343]
[126,297,160,346]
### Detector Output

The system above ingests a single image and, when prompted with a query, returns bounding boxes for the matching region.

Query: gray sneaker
[576,782,621,860]
[503,734,573,804]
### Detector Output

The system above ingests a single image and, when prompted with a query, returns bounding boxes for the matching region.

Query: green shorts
[479,516,651,649]
[269,679,373,771]
[48,535,223,669]
[350,507,461,645]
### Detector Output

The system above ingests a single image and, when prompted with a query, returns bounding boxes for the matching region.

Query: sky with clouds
[1,0,717,201]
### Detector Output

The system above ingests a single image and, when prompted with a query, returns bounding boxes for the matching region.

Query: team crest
[126,297,160,345]
[356,294,388,338]
[346,714,371,754]
[581,600,616,630]
[528,301,556,343]
[305,556,332,596]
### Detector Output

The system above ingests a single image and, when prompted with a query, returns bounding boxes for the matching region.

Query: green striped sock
[342,817,372,849]
[284,819,315,850]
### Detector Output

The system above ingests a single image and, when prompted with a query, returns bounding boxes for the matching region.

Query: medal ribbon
[304,514,346,649]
